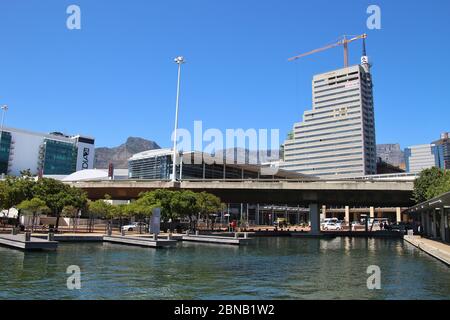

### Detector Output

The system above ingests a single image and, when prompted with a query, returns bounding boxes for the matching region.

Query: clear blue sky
[0,0,449,149]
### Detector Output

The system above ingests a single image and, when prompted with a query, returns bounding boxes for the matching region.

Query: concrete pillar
[432,210,437,238]
[396,207,402,223]
[420,212,425,235]
[345,206,350,223]
[370,207,375,221]
[426,211,432,237]
[440,207,446,241]
[309,203,320,235]
[322,205,327,219]
[256,204,260,225]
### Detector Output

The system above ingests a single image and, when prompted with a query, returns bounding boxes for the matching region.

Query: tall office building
[433,132,450,170]
[404,144,442,174]
[281,57,376,178]
[0,127,95,177]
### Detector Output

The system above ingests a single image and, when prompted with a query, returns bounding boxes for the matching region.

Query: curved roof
[62,169,109,182]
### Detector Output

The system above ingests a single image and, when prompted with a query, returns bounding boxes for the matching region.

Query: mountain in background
[94,137,161,169]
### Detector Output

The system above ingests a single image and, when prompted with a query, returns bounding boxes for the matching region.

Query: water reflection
[0,238,449,300]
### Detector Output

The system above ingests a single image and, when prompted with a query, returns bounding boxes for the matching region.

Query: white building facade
[281,58,376,179]
[0,127,95,177]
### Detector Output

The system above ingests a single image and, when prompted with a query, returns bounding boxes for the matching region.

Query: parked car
[323,222,342,231]
[122,222,148,232]
[321,218,338,228]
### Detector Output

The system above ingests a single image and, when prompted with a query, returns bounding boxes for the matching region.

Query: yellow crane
[288,33,368,67]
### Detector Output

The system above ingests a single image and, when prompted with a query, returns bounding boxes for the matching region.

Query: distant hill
[94,137,161,169]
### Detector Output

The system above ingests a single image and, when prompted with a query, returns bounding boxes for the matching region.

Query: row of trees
[0,174,223,232]
[413,167,450,203]
[0,176,88,230]
[89,190,224,230]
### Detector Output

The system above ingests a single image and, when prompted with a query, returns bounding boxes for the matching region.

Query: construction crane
[288,33,368,67]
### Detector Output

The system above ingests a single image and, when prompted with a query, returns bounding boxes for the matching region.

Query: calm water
[0,237,449,300]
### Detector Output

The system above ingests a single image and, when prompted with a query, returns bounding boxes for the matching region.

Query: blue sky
[0,0,449,149]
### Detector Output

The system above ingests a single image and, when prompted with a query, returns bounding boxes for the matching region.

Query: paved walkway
[404,235,450,266]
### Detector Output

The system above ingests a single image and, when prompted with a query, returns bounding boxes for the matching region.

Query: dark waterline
[0,237,449,300]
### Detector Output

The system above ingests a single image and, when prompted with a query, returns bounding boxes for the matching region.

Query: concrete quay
[404,235,450,266]
[181,233,253,245]
[0,234,58,251]
[32,234,104,242]
[103,235,177,248]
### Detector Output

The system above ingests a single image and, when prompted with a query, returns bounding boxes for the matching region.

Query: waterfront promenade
[404,235,450,266]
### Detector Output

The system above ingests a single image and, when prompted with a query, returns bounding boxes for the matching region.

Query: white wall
[9,130,45,176]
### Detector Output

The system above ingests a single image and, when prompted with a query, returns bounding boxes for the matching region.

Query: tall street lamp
[172,56,185,182]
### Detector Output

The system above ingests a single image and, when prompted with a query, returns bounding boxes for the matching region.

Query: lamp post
[172,56,185,182]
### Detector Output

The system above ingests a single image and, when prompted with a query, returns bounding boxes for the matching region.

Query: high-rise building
[404,144,442,174]
[433,132,450,170]
[281,57,376,178]
[0,127,95,176]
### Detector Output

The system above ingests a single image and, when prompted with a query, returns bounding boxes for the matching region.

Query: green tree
[32,178,87,231]
[88,199,112,219]
[62,205,79,231]
[139,189,177,221]
[171,190,199,231]
[17,197,49,232]
[426,171,450,200]
[0,176,35,222]
[413,167,445,203]
[196,192,222,230]
[111,204,130,228]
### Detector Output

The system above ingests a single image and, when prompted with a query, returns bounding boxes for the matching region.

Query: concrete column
[420,212,425,235]
[256,204,260,225]
[309,203,320,235]
[396,207,402,223]
[440,207,446,241]
[240,203,243,225]
[432,210,437,238]
[345,206,350,223]
[322,205,327,219]
[426,211,432,237]
[370,207,375,219]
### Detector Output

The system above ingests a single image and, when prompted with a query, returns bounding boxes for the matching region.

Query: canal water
[0,237,449,300]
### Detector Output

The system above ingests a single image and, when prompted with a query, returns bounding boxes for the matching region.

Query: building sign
[82,148,90,169]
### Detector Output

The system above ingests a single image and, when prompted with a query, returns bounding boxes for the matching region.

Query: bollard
[167,233,172,240]
[47,233,55,241]
[244,232,248,239]
[153,234,158,241]
[234,232,239,239]
[24,232,31,242]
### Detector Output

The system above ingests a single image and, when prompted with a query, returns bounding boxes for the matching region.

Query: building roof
[407,191,450,214]
[129,148,314,180]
